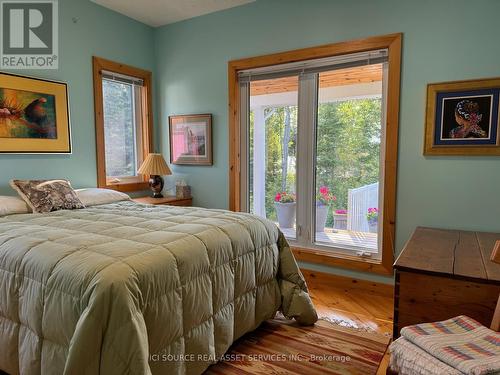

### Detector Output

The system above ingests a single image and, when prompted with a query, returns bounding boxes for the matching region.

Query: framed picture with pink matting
[169,114,212,165]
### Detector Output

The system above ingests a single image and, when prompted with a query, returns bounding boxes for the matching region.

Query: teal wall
[154,0,500,281]
[0,0,155,195]
[2,0,500,282]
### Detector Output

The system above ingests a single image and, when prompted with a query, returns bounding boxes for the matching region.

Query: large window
[229,34,401,274]
[93,57,153,191]
[249,76,299,239]
[313,65,384,256]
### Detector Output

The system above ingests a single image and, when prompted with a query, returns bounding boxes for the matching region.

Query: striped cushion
[389,337,461,375]
[401,316,500,375]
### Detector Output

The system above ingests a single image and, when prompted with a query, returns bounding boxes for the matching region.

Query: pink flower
[319,186,329,195]
[275,193,281,202]
[335,209,347,214]
[332,195,337,201]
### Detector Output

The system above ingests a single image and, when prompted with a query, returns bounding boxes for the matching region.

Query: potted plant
[316,186,336,232]
[274,192,296,228]
[333,209,348,230]
[366,207,379,233]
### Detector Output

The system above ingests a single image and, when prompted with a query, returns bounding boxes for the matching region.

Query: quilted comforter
[0,201,317,375]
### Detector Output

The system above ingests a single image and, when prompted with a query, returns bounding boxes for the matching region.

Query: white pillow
[0,196,30,217]
[75,188,130,207]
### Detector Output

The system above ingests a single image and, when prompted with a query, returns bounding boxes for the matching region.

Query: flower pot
[316,204,329,232]
[368,219,378,233]
[274,202,296,228]
[333,213,348,230]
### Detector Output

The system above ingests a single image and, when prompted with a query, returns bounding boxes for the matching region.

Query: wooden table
[132,195,192,207]
[393,227,500,338]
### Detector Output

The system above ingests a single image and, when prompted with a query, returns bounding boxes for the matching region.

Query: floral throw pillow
[10,179,85,213]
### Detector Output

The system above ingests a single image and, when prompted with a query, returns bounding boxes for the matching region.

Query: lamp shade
[138,153,172,176]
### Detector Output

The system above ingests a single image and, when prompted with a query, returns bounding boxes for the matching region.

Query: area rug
[205,316,390,375]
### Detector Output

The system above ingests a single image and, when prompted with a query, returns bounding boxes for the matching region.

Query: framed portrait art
[169,114,212,165]
[0,72,71,153]
[424,77,500,155]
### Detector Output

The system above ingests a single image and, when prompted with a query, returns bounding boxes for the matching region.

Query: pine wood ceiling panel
[250,64,383,96]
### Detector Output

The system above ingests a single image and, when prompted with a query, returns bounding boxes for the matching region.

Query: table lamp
[138,153,172,198]
[490,240,500,331]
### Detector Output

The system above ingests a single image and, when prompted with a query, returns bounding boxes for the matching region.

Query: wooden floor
[280,226,378,252]
[302,270,394,374]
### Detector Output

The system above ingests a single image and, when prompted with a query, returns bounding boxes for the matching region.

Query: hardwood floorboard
[303,270,394,373]
[280,227,378,252]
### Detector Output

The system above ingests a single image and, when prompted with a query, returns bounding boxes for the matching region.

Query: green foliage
[316,99,381,225]
[250,98,381,227]
[102,79,137,177]
[264,106,297,221]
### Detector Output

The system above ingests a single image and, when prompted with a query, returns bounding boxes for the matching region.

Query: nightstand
[132,196,192,207]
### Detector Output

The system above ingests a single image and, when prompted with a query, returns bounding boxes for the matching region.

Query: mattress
[0,201,317,375]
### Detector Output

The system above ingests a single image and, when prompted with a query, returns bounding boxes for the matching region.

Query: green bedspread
[0,201,317,374]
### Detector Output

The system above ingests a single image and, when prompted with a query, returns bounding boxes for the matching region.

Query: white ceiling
[91,0,255,27]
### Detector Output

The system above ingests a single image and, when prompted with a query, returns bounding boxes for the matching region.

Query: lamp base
[149,175,164,198]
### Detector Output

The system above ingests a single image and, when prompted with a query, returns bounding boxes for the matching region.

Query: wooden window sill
[292,246,393,275]
[103,181,149,193]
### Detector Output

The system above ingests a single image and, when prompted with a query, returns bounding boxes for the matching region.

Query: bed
[0,194,317,375]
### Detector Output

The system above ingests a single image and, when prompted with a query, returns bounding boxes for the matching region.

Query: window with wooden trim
[228,34,401,274]
[93,56,153,192]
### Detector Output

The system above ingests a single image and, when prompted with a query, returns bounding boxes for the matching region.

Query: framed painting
[424,77,500,155]
[0,72,71,154]
[169,114,212,165]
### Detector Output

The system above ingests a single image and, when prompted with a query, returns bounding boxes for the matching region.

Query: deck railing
[347,182,379,232]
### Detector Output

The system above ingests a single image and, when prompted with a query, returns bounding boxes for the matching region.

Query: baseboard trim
[301,268,394,298]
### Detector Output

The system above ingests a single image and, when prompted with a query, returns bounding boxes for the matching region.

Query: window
[93,57,153,191]
[229,34,401,274]
[312,64,384,256]
[248,76,299,239]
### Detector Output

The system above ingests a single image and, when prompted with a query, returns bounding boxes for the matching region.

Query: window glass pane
[102,78,137,177]
[314,64,383,254]
[249,76,299,239]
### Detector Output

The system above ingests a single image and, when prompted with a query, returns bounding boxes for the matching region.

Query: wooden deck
[280,226,378,252]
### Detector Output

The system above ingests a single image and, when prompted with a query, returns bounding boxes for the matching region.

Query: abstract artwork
[0,73,71,153]
[0,88,57,139]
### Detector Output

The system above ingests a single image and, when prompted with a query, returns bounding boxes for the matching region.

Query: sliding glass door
[239,50,388,258]
[313,64,385,256]
[245,75,299,239]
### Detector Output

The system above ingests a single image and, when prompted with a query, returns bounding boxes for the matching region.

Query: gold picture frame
[0,72,71,153]
[169,114,212,165]
[424,77,500,156]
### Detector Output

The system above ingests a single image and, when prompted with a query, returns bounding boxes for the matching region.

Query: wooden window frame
[92,56,153,192]
[228,34,402,275]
